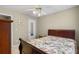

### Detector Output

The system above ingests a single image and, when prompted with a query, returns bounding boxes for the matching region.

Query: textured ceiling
[0,5,76,18]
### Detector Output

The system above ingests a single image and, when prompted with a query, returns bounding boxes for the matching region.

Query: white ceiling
[0,5,76,18]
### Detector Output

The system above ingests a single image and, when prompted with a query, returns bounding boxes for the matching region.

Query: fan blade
[25,8,35,11]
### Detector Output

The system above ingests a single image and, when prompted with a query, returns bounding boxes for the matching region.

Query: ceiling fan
[25,6,46,17]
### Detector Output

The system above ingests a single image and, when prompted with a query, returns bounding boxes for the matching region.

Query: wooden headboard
[48,29,75,39]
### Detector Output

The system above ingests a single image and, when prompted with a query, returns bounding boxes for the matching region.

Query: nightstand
[38,35,44,38]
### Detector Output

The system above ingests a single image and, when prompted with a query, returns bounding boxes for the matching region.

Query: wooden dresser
[0,19,13,54]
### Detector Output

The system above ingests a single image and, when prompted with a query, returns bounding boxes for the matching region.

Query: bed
[19,29,77,54]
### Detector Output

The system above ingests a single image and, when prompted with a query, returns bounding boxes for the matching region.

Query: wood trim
[0,19,13,23]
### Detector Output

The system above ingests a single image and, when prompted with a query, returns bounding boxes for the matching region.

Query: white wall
[0,7,30,53]
[37,6,79,46]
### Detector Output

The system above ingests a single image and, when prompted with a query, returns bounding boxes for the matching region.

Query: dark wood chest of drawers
[0,19,13,54]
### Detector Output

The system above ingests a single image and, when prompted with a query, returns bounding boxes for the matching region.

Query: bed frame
[19,29,75,54]
[48,29,75,39]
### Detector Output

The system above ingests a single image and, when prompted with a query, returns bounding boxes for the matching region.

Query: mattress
[26,36,76,54]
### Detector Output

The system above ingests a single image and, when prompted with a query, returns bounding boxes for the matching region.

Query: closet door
[0,20,13,54]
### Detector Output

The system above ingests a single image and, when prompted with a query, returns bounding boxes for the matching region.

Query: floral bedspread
[27,36,76,54]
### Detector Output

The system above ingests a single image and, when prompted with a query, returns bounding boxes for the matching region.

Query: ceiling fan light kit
[32,7,42,17]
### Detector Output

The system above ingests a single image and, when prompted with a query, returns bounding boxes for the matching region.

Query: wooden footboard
[19,38,47,54]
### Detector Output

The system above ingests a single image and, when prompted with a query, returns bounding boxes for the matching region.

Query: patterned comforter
[26,36,76,54]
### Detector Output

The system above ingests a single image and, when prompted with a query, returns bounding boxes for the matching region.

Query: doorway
[28,19,36,39]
